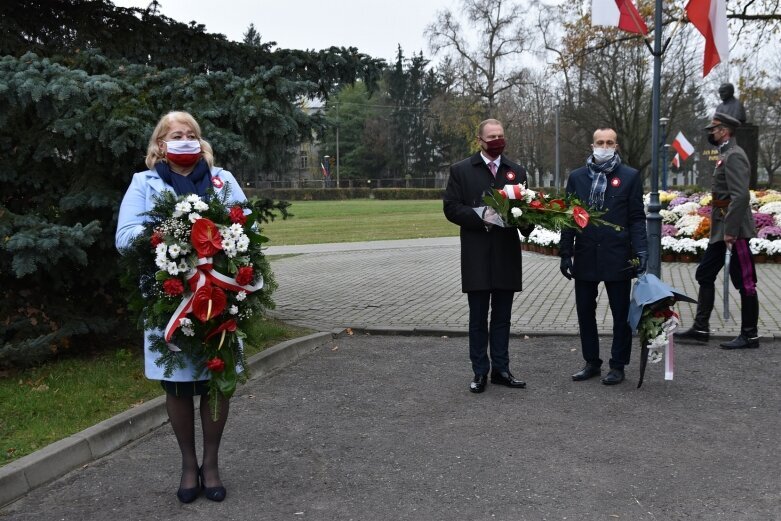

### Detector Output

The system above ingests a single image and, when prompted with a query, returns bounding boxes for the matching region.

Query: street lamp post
[660,117,669,190]
[646,0,664,278]
[554,102,560,190]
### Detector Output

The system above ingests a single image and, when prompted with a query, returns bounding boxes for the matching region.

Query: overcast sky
[112,0,454,61]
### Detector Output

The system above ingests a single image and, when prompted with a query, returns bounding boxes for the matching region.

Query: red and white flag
[672,153,681,169]
[671,131,695,161]
[591,0,649,35]
[320,162,328,177]
[686,0,729,77]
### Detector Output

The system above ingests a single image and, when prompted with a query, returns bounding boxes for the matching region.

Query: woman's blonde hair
[145,111,215,169]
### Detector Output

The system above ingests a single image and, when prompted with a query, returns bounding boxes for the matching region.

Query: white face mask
[165,140,201,154]
[592,147,615,163]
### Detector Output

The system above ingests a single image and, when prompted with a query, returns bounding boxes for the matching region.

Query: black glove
[636,251,648,276]
[560,257,573,280]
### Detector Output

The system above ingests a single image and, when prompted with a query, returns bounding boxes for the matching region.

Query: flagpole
[646,0,663,278]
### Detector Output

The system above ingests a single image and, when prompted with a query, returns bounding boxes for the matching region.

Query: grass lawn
[260,199,457,245]
[0,318,312,466]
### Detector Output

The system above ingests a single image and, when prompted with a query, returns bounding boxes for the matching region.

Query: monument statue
[716,83,747,124]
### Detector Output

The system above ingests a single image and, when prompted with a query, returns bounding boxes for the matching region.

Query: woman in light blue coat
[116,111,246,503]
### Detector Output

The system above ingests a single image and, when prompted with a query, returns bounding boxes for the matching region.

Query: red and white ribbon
[502,184,524,200]
[664,335,675,380]
[164,257,264,349]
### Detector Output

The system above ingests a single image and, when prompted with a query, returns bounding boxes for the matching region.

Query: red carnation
[235,266,254,286]
[151,231,164,247]
[530,200,543,209]
[206,357,225,373]
[229,206,247,225]
[162,278,184,297]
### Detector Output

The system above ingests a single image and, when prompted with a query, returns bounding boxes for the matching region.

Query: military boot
[720,295,760,349]
[676,285,715,343]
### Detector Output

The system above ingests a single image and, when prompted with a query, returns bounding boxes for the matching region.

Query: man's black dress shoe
[675,327,710,343]
[571,364,601,381]
[720,334,760,350]
[490,371,526,388]
[469,374,487,393]
[601,368,625,385]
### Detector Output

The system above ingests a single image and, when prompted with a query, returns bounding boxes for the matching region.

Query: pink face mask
[165,140,201,167]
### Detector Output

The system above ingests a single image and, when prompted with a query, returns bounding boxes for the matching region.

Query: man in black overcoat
[558,128,648,386]
[443,118,533,394]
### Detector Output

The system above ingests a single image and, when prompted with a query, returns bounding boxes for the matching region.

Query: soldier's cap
[703,112,741,130]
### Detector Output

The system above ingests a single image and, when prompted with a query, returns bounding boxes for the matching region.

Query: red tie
[488,162,497,178]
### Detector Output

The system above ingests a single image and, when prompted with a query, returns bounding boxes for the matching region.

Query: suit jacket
[443,152,532,292]
[558,162,647,282]
[115,166,247,381]
[709,139,756,243]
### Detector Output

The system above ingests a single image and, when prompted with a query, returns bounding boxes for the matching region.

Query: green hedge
[244,188,445,200]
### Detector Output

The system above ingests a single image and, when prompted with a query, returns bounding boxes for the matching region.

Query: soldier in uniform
[676,112,760,349]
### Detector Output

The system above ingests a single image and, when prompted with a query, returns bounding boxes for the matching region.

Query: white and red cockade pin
[506,171,516,181]
[212,176,224,189]
[717,160,724,167]
[610,177,621,188]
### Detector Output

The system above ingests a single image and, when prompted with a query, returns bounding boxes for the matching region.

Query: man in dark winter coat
[443,118,534,394]
[559,128,648,386]
[676,112,760,349]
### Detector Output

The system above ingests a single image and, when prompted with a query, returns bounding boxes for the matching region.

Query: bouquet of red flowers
[481,184,620,232]
[122,188,274,418]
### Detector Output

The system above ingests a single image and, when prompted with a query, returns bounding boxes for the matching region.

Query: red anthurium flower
[235,266,254,286]
[229,206,247,225]
[548,199,566,210]
[530,200,544,209]
[498,189,508,199]
[573,206,590,228]
[150,230,164,247]
[192,284,227,322]
[162,278,184,297]
[191,218,223,258]
[206,357,226,372]
[204,319,238,343]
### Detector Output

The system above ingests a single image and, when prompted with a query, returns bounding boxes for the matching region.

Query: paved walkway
[266,237,781,340]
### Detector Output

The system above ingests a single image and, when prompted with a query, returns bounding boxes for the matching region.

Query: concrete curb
[0,331,334,508]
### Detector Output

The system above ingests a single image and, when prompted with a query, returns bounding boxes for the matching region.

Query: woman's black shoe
[200,467,227,502]
[176,481,200,503]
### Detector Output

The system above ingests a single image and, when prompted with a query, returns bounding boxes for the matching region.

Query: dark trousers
[574,279,632,370]
[695,239,757,296]
[467,290,514,376]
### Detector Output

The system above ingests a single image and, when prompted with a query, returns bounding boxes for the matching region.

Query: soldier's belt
[710,197,730,208]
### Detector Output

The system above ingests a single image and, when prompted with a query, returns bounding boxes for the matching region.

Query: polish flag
[591,0,649,35]
[320,162,328,177]
[672,153,681,169]
[686,0,729,77]
[671,131,695,161]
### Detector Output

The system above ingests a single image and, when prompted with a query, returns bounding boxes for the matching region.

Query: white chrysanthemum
[180,317,193,327]
[180,244,192,254]
[185,194,201,204]
[671,201,700,216]
[759,202,781,215]
[647,349,663,363]
[229,305,239,315]
[766,239,781,255]
[167,244,181,258]
[749,238,770,255]
[230,223,244,236]
[193,200,209,212]
[236,236,250,252]
[177,260,189,273]
[523,189,536,204]
[166,261,179,275]
[660,209,678,224]
[155,257,168,270]
[675,214,703,236]
[528,227,561,247]
[673,237,700,254]
[188,212,202,224]
[181,326,195,337]
[236,291,247,301]
[511,207,523,218]
[155,243,168,255]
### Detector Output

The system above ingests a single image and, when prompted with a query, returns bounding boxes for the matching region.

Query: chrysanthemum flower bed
[521,189,781,262]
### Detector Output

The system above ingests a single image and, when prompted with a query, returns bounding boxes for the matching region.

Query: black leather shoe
[720,334,760,350]
[675,327,710,343]
[571,363,601,381]
[469,374,488,393]
[200,467,227,502]
[601,369,625,385]
[490,371,526,388]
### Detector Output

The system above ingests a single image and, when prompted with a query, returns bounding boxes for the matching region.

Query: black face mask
[707,133,720,147]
